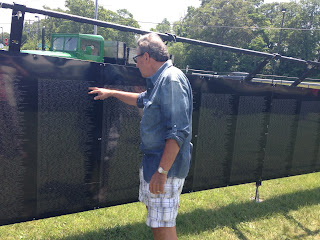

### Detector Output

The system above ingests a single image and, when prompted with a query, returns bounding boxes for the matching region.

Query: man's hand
[88,87,139,106]
[149,171,167,194]
[88,87,113,100]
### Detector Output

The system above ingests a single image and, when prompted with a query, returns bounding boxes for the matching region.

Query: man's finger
[94,95,103,100]
[88,90,99,95]
[149,183,164,194]
[88,87,99,91]
[149,183,157,194]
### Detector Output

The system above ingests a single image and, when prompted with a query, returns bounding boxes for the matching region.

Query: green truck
[22,33,136,65]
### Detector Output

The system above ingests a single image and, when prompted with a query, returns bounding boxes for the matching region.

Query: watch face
[158,167,168,174]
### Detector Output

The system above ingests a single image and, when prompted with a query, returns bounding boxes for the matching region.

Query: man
[88,33,193,240]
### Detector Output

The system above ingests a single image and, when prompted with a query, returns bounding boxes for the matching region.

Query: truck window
[52,37,64,51]
[80,39,100,56]
[64,37,78,51]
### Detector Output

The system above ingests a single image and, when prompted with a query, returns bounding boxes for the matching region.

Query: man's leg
[152,227,177,240]
[139,169,184,240]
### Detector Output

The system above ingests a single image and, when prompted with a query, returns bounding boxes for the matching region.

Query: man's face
[135,49,150,78]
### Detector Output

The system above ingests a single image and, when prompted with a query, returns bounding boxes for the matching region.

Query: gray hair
[137,33,169,62]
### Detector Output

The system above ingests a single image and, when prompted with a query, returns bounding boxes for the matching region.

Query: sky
[0,0,292,34]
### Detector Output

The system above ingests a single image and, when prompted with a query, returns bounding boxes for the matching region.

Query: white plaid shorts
[139,168,185,228]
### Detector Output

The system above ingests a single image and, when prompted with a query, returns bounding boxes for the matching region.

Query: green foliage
[21,36,40,50]
[150,18,171,33]
[170,0,271,71]
[168,42,188,69]
[166,0,319,76]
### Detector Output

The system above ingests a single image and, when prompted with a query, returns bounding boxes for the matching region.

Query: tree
[170,0,319,78]
[260,0,320,77]
[172,0,270,72]
[150,18,171,33]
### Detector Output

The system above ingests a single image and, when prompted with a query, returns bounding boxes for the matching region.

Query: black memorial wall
[1,50,320,226]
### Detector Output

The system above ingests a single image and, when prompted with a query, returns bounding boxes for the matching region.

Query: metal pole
[277,8,286,54]
[35,16,40,49]
[35,16,40,37]
[28,19,31,36]
[42,26,45,50]
[0,27,3,44]
[8,3,25,52]
[37,18,40,39]
[94,0,98,35]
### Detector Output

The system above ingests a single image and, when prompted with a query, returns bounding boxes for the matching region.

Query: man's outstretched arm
[88,87,139,106]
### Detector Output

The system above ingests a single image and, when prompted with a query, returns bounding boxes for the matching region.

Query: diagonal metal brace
[244,54,280,82]
[290,62,318,87]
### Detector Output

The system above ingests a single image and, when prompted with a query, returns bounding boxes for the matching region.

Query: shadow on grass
[283,213,320,239]
[59,187,320,240]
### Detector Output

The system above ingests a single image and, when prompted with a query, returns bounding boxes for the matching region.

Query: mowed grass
[1,172,319,240]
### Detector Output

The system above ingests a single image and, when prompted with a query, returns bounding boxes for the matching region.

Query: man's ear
[144,52,151,62]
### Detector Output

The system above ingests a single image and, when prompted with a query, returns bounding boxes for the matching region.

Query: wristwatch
[157,167,168,175]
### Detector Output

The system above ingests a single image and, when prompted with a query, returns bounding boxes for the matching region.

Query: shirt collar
[147,60,173,86]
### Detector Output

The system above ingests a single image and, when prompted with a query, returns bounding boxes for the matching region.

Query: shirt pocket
[141,99,161,126]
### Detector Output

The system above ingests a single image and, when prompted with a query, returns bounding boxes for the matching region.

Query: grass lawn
[0,172,319,239]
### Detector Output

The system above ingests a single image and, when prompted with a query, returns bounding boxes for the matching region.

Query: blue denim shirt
[137,60,193,182]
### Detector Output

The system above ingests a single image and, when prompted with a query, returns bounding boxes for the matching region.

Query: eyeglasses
[133,53,145,63]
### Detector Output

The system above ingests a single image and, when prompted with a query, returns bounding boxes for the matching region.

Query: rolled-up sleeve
[161,77,192,148]
[137,91,147,108]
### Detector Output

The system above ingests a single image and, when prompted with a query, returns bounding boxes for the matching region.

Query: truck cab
[50,33,104,62]
[21,33,135,65]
